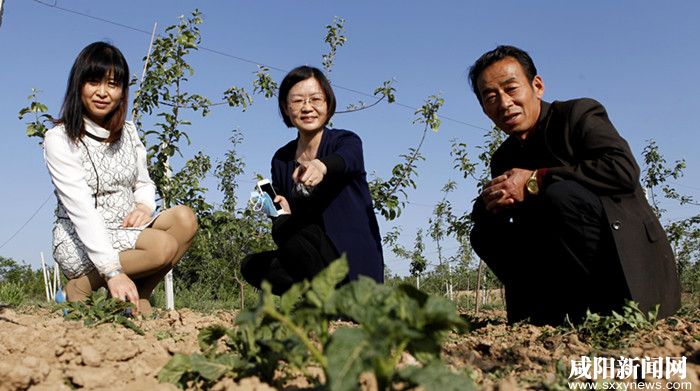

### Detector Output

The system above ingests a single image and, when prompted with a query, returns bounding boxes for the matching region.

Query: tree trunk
[234,274,245,310]
[500,284,505,308]
[474,259,484,315]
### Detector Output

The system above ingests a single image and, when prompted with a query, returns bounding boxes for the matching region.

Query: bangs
[79,46,129,87]
[60,42,131,143]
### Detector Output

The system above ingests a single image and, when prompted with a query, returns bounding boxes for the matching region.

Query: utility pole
[0,0,6,29]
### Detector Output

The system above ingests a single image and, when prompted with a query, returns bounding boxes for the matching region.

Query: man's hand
[106,273,140,313]
[481,168,534,212]
[123,204,153,228]
[293,159,327,187]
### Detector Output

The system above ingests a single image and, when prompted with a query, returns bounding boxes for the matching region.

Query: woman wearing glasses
[241,66,384,294]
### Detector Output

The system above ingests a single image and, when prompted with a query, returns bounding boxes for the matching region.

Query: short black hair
[278,66,336,128]
[58,41,130,143]
[468,45,538,105]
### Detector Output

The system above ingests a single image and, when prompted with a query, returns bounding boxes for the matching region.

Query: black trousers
[470,180,630,324]
[241,215,339,295]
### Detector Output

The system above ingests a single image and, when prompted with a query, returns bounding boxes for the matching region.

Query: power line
[31,0,489,132]
[33,0,151,34]
[0,193,53,251]
[669,181,700,192]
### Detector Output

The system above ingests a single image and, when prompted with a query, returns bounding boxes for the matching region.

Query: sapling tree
[641,138,699,292]
[642,139,691,217]
[446,126,504,312]
[18,89,53,144]
[132,10,214,211]
[429,180,457,298]
[252,66,278,99]
[321,16,347,74]
[370,95,444,220]
[383,227,428,289]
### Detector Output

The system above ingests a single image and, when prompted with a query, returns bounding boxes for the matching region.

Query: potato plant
[159,258,475,390]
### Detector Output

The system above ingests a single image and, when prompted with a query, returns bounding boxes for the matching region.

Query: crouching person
[44,42,197,314]
[241,66,384,294]
[467,45,680,325]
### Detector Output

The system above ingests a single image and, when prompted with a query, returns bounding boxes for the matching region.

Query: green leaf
[30,101,48,112]
[398,361,475,391]
[158,353,192,384]
[190,353,230,381]
[310,257,349,306]
[118,317,145,335]
[198,324,230,353]
[279,282,303,314]
[329,277,380,323]
[325,328,370,391]
[422,295,465,328]
[18,107,31,118]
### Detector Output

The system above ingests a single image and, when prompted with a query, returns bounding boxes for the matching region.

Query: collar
[538,100,551,124]
[295,127,328,156]
[83,117,110,141]
[508,100,551,147]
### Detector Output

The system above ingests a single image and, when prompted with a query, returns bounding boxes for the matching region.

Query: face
[477,57,544,139]
[81,70,123,126]
[284,77,328,135]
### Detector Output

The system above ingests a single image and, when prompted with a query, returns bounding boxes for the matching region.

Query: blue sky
[1,1,698,277]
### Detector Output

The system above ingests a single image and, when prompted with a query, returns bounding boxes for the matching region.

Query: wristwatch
[526,170,540,196]
[103,268,123,280]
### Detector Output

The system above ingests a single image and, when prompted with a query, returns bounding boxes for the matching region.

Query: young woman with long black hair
[44,42,197,314]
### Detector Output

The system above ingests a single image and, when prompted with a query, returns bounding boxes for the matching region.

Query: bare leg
[126,205,197,299]
[64,269,104,301]
[65,205,197,303]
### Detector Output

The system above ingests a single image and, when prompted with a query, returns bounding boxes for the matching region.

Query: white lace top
[44,118,156,279]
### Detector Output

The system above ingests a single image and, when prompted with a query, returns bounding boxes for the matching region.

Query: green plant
[573,301,658,349]
[384,227,428,290]
[370,95,444,220]
[18,88,54,143]
[62,290,144,335]
[322,16,347,73]
[0,256,51,303]
[159,258,474,390]
[641,139,699,293]
[252,66,278,99]
[0,281,26,307]
[132,9,213,212]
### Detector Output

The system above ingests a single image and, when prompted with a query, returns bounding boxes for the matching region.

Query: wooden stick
[40,252,50,302]
[131,22,158,122]
[52,263,59,301]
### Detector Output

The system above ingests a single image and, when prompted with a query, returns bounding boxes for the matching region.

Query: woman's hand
[123,204,153,228]
[106,273,140,313]
[274,195,291,214]
[293,159,327,187]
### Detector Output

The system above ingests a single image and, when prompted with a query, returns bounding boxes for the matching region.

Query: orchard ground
[0,297,698,390]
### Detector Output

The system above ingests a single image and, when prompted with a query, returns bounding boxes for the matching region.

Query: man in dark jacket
[468,45,680,325]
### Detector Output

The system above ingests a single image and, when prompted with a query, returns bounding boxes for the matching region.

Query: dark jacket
[484,98,680,318]
[271,128,384,282]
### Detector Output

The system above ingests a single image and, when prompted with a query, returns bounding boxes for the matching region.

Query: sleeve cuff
[95,255,122,278]
[536,168,548,187]
[318,154,346,175]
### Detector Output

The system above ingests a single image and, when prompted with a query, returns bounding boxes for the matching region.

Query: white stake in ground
[40,252,50,302]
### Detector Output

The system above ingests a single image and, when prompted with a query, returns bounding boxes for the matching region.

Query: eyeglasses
[288,95,326,110]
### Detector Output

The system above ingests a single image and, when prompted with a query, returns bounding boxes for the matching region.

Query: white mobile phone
[256,179,285,214]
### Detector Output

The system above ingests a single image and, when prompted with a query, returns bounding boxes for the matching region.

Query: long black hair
[278,66,336,128]
[58,41,130,144]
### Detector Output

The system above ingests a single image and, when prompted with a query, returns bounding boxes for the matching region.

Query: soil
[0,305,698,390]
